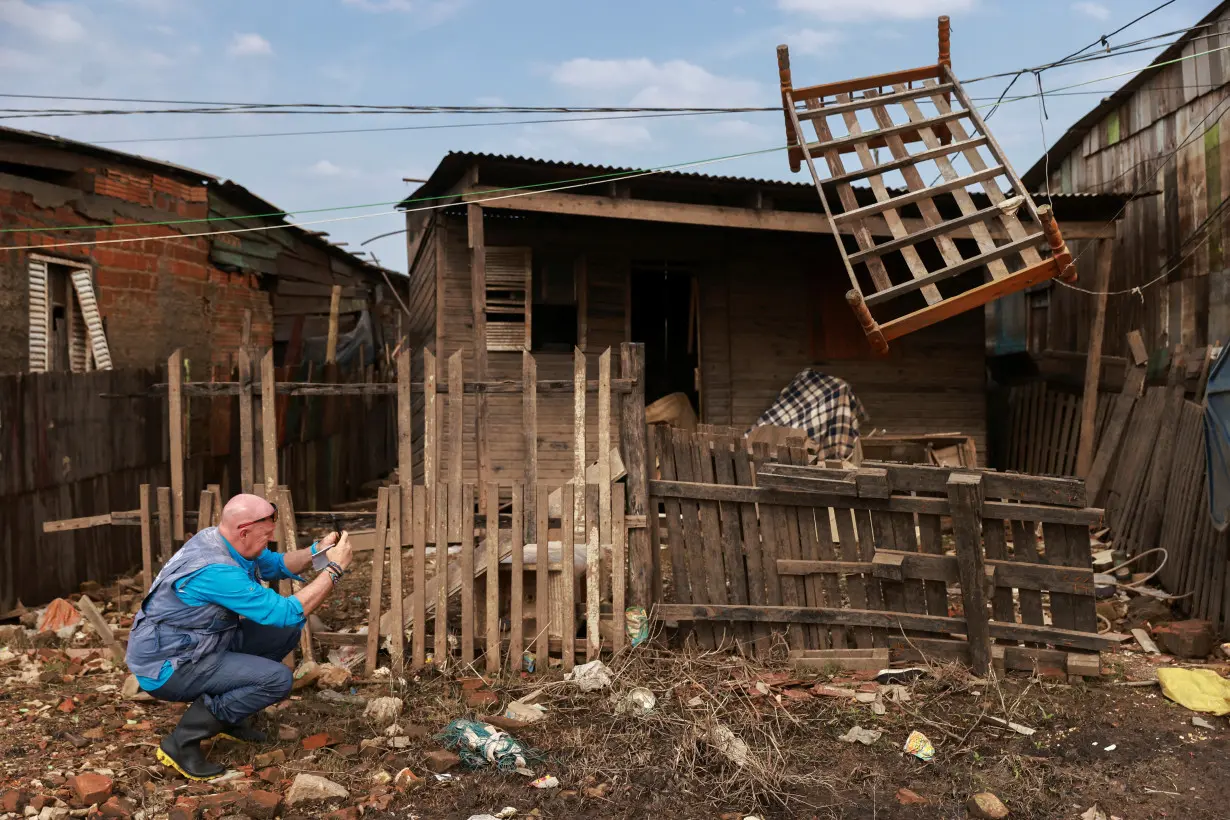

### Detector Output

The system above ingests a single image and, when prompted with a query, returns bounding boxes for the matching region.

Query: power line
[0,144,785,247]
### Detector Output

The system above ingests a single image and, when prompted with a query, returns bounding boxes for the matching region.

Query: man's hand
[330,531,354,571]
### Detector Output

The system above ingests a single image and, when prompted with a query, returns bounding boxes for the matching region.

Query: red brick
[1,789,29,812]
[98,795,136,818]
[422,750,460,773]
[1154,620,1216,658]
[69,772,113,805]
[240,790,281,819]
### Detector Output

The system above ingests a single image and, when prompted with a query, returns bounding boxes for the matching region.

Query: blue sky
[0,0,1219,271]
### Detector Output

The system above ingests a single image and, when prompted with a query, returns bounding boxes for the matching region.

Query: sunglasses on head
[239,503,278,530]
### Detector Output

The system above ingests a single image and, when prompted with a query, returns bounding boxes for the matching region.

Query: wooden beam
[237,348,255,493]
[325,285,341,364]
[470,203,490,506]
[77,596,126,667]
[153,378,634,397]
[168,349,185,540]
[42,513,112,533]
[463,187,1116,241]
[156,487,173,565]
[365,488,389,677]
[1076,239,1113,478]
[948,473,991,674]
[260,349,278,495]
[620,344,652,609]
[139,485,153,589]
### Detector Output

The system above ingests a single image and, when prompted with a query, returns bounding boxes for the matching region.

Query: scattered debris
[701,723,751,769]
[284,774,350,806]
[984,716,1036,737]
[36,599,81,634]
[319,689,368,706]
[564,660,612,692]
[1157,667,1230,715]
[1079,805,1109,820]
[896,788,928,806]
[837,726,882,745]
[530,775,559,789]
[291,660,322,691]
[902,731,934,762]
[423,750,462,774]
[874,667,926,684]
[1131,628,1161,655]
[1153,620,1216,659]
[364,695,405,728]
[503,700,546,724]
[1192,716,1215,730]
[615,687,656,715]
[625,606,649,647]
[315,663,352,689]
[437,719,540,774]
[967,792,1009,819]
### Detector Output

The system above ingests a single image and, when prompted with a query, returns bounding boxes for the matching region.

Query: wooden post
[573,347,586,551]
[435,482,449,668]
[77,596,126,667]
[238,348,255,493]
[523,351,538,543]
[197,490,213,537]
[388,485,404,675]
[424,349,438,542]
[168,349,185,540]
[448,351,463,543]
[485,480,500,673]
[326,285,341,365]
[586,483,600,661]
[510,483,525,671]
[597,348,612,603]
[611,483,627,654]
[279,486,312,663]
[1076,239,1113,478]
[469,204,490,506]
[947,473,992,674]
[139,484,153,589]
[156,487,173,564]
[560,484,576,672]
[260,349,278,498]
[207,484,222,526]
[938,15,951,69]
[461,483,475,667]
[535,484,550,664]
[619,343,652,608]
[397,349,412,488]
[411,484,427,671]
[365,487,390,677]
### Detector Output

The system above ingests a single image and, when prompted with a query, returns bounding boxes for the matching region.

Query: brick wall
[0,165,273,373]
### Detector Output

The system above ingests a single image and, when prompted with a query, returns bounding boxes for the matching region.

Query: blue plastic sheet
[1206,344,1230,532]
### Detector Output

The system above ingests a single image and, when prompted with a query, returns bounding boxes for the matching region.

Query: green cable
[2,145,786,236]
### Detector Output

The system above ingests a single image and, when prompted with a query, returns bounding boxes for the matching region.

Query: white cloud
[1073,1,1110,21]
[0,1,86,44]
[556,118,653,147]
[308,160,348,177]
[550,58,762,108]
[779,0,976,21]
[341,0,467,25]
[228,32,273,57]
[792,28,840,55]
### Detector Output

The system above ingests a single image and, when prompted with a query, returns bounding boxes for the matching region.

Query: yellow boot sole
[155,746,224,781]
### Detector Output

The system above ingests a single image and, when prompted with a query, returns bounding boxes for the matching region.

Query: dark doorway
[630,262,699,415]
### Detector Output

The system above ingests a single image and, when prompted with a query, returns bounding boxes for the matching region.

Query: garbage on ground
[1192,716,1216,729]
[465,809,517,820]
[522,651,536,673]
[966,792,1009,819]
[874,667,926,684]
[364,696,406,728]
[504,699,547,724]
[565,659,613,692]
[984,715,1036,736]
[530,775,559,789]
[437,719,542,775]
[327,645,365,671]
[837,726,882,745]
[702,723,751,768]
[903,730,935,761]
[625,606,649,647]
[1157,667,1230,715]
[615,687,656,715]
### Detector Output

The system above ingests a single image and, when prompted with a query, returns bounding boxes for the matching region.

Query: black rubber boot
[156,698,227,780]
[219,718,267,744]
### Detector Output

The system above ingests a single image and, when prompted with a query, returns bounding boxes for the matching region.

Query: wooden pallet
[777,16,1075,353]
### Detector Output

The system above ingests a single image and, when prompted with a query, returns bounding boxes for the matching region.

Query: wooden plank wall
[1038,10,1230,357]
[0,362,396,612]
[1001,381,1115,476]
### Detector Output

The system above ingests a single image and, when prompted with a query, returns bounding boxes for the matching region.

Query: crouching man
[125,493,354,780]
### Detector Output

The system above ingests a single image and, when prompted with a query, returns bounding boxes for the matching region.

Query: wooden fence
[2,358,394,613]
[1002,380,1116,477]
[649,427,1115,676]
[1083,357,1230,636]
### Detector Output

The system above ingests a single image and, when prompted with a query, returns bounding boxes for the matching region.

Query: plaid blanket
[751,369,867,461]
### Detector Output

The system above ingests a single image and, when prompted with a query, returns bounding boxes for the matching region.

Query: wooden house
[0,125,398,374]
[998,1,1230,373]
[398,152,1123,480]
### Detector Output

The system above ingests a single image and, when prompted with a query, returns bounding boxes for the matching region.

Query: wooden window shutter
[484,247,531,351]
[69,269,113,370]
[27,258,50,372]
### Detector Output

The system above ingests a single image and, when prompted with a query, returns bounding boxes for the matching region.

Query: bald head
[218,493,278,558]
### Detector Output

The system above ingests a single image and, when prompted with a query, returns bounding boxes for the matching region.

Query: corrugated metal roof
[1020,0,1230,190]
[402,150,1136,222]
[0,124,218,183]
